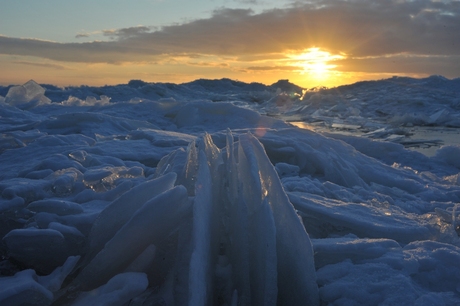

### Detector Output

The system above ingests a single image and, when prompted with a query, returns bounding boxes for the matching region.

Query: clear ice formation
[156,131,318,305]
[4,80,51,109]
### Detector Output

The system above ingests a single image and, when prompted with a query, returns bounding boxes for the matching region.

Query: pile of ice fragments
[0,131,319,305]
[2,78,460,305]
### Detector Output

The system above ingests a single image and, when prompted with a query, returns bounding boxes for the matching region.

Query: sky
[0,0,459,88]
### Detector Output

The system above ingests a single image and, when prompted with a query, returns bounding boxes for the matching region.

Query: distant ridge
[1,75,459,103]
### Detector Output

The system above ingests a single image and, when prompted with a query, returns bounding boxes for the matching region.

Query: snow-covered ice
[0,76,460,305]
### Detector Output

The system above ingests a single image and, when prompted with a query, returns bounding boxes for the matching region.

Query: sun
[287,47,345,82]
[306,62,330,76]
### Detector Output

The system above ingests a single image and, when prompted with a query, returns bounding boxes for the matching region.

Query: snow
[1,76,460,305]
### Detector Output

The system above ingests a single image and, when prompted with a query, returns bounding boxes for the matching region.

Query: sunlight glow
[287,48,346,82]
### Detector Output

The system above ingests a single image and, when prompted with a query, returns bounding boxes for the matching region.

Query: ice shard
[4,80,51,108]
[188,150,214,305]
[165,131,319,305]
[239,133,319,305]
[84,172,177,264]
[74,185,191,290]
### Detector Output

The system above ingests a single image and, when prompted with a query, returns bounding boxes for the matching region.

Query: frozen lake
[405,126,460,156]
[1,76,460,305]
[290,121,460,156]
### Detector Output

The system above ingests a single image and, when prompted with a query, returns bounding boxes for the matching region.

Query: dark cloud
[12,61,68,70]
[233,0,260,4]
[75,33,90,39]
[0,36,127,63]
[335,54,460,76]
[103,26,152,39]
[0,0,459,76]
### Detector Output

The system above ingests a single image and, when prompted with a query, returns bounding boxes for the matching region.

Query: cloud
[336,53,460,76]
[187,61,231,68]
[12,61,68,70]
[75,33,90,39]
[75,30,104,39]
[0,0,459,76]
[102,26,152,39]
[233,0,260,4]
[0,35,126,63]
[246,65,300,71]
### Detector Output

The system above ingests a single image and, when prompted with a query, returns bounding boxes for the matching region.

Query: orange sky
[1,1,459,88]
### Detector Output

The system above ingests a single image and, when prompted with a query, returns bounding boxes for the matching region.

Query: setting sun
[287,48,346,82]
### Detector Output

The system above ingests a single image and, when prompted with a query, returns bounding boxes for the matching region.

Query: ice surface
[0,269,54,305]
[284,76,460,155]
[27,199,84,215]
[1,77,460,304]
[434,145,460,168]
[72,272,148,306]
[314,238,460,305]
[3,228,74,274]
[290,192,431,243]
[0,255,77,306]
